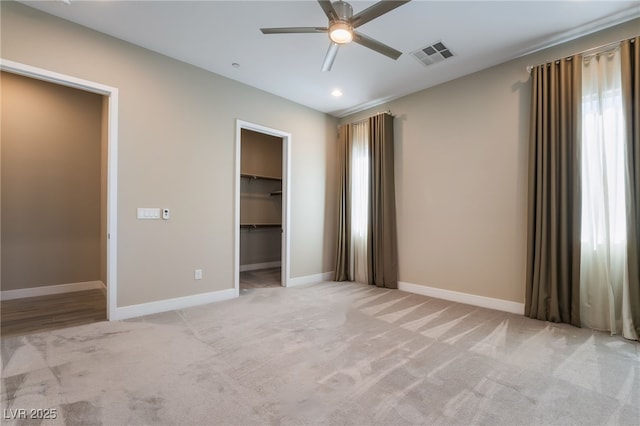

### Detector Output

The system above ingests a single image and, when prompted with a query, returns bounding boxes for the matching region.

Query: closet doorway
[234,120,290,294]
[0,60,118,322]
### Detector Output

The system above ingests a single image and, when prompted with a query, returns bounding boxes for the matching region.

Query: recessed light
[232,63,240,68]
[331,89,343,97]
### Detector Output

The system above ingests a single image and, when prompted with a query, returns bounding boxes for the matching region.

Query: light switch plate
[137,208,160,219]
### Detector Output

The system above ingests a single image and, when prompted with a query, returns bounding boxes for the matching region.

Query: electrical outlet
[194,269,203,280]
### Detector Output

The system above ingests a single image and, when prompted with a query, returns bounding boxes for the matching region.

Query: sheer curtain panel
[350,121,371,284]
[526,56,582,326]
[579,48,634,338]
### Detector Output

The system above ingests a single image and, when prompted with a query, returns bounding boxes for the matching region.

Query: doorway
[0,59,118,321]
[234,120,290,295]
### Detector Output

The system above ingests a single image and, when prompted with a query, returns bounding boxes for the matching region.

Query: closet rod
[240,173,282,181]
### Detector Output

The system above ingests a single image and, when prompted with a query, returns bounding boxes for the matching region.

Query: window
[580,48,629,334]
[581,50,627,249]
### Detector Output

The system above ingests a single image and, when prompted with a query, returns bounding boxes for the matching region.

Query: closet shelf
[240,223,282,229]
[240,173,282,182]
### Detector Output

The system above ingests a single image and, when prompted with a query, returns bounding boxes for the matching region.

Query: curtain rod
[343,110,394,127]
[525,36,636,74]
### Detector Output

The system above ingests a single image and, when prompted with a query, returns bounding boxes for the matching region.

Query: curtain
[525,56,582,327]
[369,113,399,288]
[579,48,635,338]
[334,124,351,281]
[334,113,398,288]
[621,37,640,340]
[350,121,371,284]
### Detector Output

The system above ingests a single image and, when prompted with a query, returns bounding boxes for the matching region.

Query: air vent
[411,41,455,66]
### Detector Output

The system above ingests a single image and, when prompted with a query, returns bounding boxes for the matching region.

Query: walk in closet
[239,129,283,285]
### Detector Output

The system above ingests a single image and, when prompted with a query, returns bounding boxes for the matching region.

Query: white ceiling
[19,0,640,117]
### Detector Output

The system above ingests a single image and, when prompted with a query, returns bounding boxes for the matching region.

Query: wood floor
[240,267,281,290]
[1,289,106,337]
[1,269,279,337]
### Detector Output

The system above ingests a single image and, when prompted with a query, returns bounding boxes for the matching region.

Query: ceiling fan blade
[317,0,338,22]
[352,32,402,60]
[321,42,340,72]
[350,0,411,28]
[261,27,328,34]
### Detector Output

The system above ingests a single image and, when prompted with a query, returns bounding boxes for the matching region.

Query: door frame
[1,59,119,320]
[234,120,291,294]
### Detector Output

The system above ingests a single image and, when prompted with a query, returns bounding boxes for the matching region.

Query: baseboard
[398,281,524,315]
[239,261,281,272]
[114,288,237,320]
[0,280,106,301]
[287,271,334,287]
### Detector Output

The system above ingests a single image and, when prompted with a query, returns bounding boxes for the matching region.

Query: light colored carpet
[1,281,638,425]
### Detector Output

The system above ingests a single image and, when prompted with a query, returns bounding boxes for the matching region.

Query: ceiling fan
[260,0,411,72]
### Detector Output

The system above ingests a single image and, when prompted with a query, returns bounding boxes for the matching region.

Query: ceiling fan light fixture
[329,21,353,44]
[260,0,410,71]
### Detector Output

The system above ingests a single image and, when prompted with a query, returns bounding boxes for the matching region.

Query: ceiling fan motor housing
[333,1,353,21]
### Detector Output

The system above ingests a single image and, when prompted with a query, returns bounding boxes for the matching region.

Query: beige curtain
[334,124,352,281]
[369,113,398,288]
[334,113,399,288]
[525,56,582,327]
[621,37,640,338]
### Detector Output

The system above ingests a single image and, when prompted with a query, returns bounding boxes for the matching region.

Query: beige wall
[1,71,103,291]
[0,2,337,306]
[342,19,640,304]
